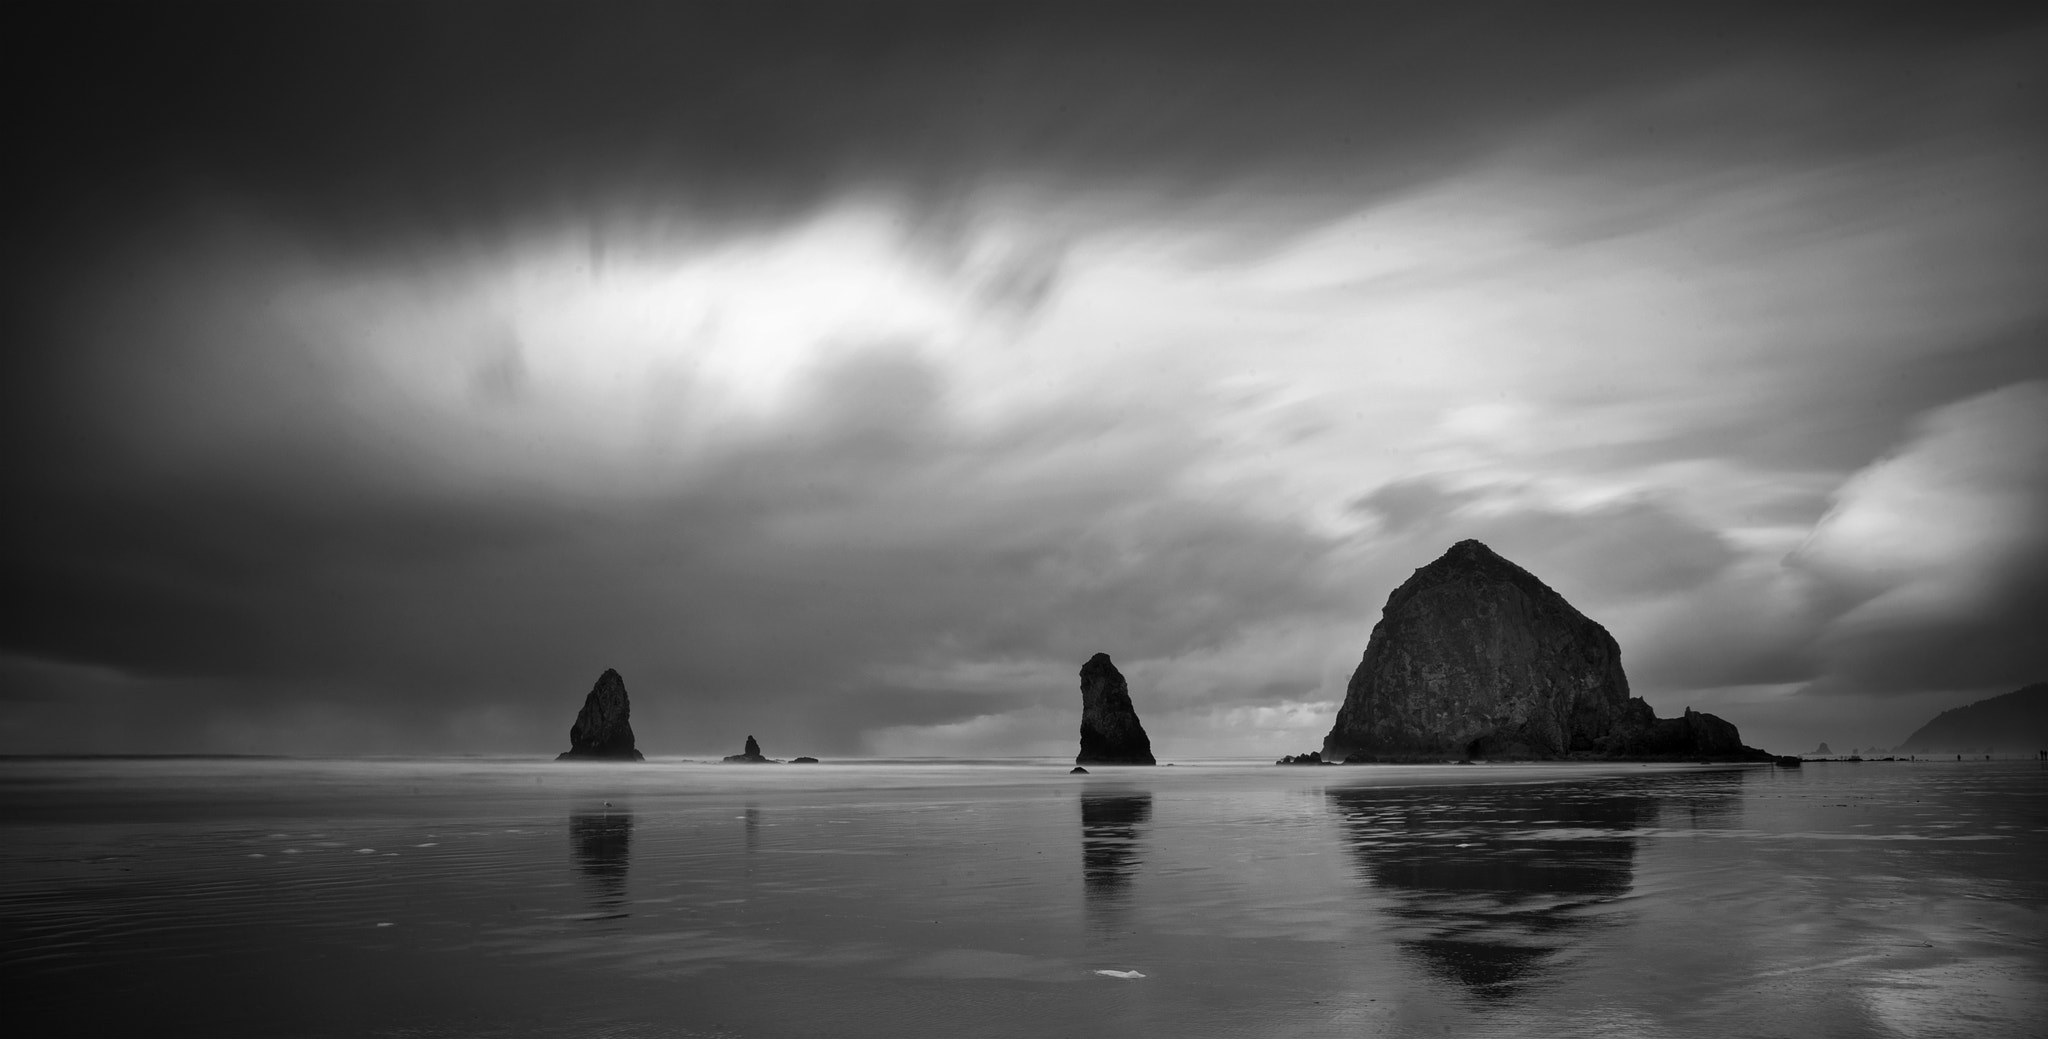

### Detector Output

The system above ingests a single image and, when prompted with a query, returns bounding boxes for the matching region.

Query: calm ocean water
[3,758,2043,1038]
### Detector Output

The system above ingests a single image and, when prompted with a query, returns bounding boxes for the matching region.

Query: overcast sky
[4,2,2044,758]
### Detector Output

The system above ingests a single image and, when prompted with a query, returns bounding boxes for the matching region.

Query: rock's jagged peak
[1081,652,1119,680]
[1398,539,1562,598]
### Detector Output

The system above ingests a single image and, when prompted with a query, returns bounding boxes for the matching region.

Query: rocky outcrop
[1813,742,1832,756]
[1276,751,1328,765]
[1321,540,1770,762]
[1076,653,1156,765]
[556,669,644,761]
[722,735,772,763]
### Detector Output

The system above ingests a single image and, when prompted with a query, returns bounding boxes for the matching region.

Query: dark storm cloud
[13,2,2043,251]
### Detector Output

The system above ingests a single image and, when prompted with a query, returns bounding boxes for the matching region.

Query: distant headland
[1893,683,2047,755]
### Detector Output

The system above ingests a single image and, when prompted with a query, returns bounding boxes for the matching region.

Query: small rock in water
[722,735,773,763]
[1070,766,1089,774]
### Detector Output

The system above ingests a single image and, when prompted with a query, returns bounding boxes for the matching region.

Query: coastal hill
[1322,540,1773,763]
[1895,683,2048,754]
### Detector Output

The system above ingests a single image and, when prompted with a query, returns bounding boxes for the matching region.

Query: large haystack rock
[1321,540,1767,762]
[556,669,645,761]
[1077,653,1156,765]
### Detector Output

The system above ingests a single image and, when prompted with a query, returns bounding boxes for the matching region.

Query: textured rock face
[1077,653,1156,765]
[556,669,644,761]
[1322,540,1766,762]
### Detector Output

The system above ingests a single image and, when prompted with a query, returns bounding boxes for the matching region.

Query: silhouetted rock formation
[1813,742,1832,756]
[790,756,819,764]
[1076,653,1156,765]
[1277,751,1328,765]
[1895,683,2048,753]
[1070,766,1089,774]
[1322,540,1771,762]
[722,734,773,763]
[555,669,644,761]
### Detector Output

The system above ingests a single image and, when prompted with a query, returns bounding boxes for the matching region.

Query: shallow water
[3,758,2044,1037]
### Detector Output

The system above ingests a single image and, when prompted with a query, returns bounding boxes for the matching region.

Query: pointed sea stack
[1076,653,1156,765]
[556,669,645,761]
[722,735,772,763]
[1321,540,1770,762]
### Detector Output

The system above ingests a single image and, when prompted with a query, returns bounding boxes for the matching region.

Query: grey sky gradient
[4,2,2045,757]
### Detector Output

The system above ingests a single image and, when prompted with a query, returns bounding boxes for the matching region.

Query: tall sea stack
[556,668,645,761]
[1077,653,1156,765]
[1322,540,1768,762]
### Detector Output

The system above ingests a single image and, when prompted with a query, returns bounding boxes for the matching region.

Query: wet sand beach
[3,758,2043,1037]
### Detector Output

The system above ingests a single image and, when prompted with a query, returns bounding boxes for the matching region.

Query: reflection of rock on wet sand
[1328,784,1650,1001]
[569,809,634,917]
[1080,792,1152,929]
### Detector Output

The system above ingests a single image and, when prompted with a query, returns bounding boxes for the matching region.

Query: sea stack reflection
[1076,653,1156,766]
[555,669,644,761]
[1080,791,1153,929]
[569,806,634,918]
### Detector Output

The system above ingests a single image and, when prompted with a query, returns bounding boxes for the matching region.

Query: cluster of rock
[553,674,821,762]
[556,540,1791,769]
[723,736,773,763]
[1320,540,1774,763]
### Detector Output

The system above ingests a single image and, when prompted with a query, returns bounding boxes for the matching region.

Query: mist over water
[3,758,2043,1037]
